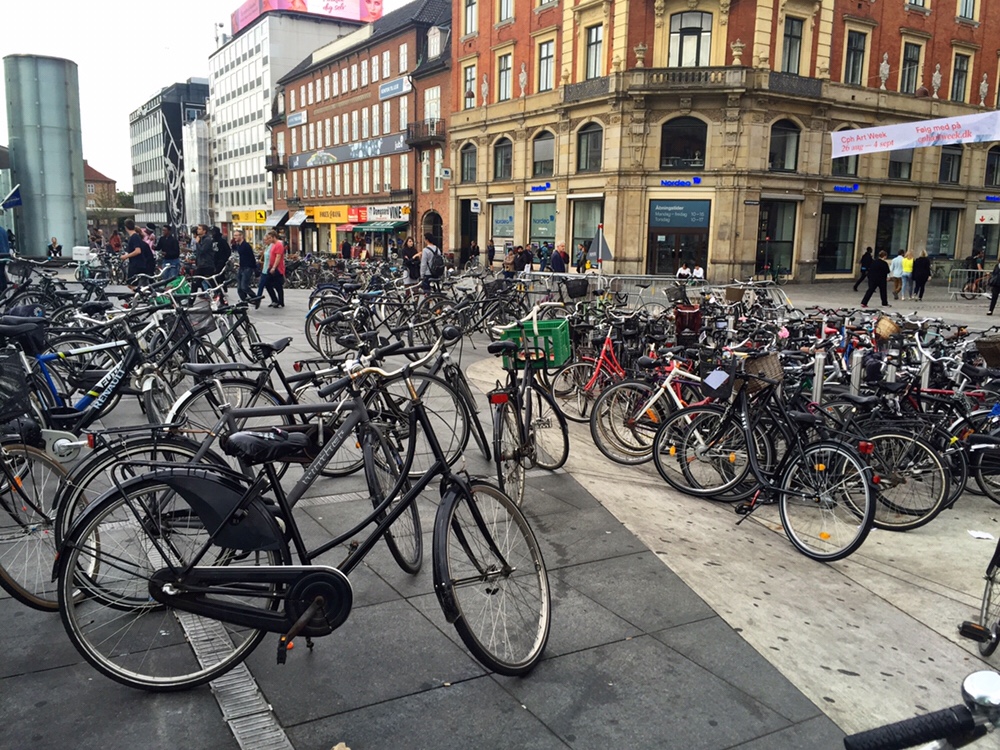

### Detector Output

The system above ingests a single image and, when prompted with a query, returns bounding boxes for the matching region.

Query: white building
[208,11,362,242]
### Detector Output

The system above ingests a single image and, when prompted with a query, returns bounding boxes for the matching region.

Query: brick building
[268,0,451,257]
[447,0,1000,281]
[83,161,116,209]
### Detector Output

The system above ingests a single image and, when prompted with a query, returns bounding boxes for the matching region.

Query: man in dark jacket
[853,247,873,292]
[513,245,527,273]
[156,225,181,280]
[231,229,256,301]
[861,250,891,308]
[193,224,216,288]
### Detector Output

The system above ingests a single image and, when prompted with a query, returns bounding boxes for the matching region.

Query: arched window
[460,143,477,183]
[769,119,800,172]
[986,146,1000,187]
[533,131,555,177]
[660,117,707,169]
[669,12,712,68]
[493,137,512,180]
[577,123,603,173]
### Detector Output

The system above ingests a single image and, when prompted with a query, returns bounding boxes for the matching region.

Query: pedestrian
[988,261,1000,315]
[420,232,441,292]
[121,219,154,284]
[550,241,566,273]
[341,238,351,260]
[193,224,216,288]
[538,243,550,272]
[575,243,588,273]
[853,247,873,292]
[469,239,480,267]
[109,230,122,254]
[890,250,904,300]
[900,249,914,300]
[861,250,891,308]
[513,245,528,274]
[502,245,516,278]
[156,225,181,280]
[486,239,496,269]
[232,229,256,301]
[256,232,275,308]
[401,236,420,287]
[911,248,930,302]
[47,236,62,258]
[265,232,286,308]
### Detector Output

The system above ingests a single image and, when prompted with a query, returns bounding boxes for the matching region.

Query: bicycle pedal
[735,503,753,516]
[959,621,993,643]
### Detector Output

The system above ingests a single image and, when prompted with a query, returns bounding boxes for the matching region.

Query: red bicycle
[549,321,633,423]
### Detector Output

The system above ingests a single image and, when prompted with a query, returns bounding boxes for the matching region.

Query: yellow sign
[231,210,265,224]
[312,204,350,224]
[256,210,267,223]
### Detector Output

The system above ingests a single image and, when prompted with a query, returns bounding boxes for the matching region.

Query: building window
[425,86,441,120]
[951,53,970,102]
[332,72,339,97]
[383,156,392,190]
[399,43,409,73]
[398,97,408,131]
[363,160,370,194]
[533,130,555,177]
[362,108,369,139]
[372,159,380,192]
[660,116,707,169]
[324,75,330,99]
[383,51,390,78]
[959,0,975,19]
[844,30,866,85]
[831,152,858,177]
[307,82,314,105]
[399,153,409,190]
[434,148,444,191]
[335,165,341,196]
[421,151,431,192]
[927,208,961,257]
[461,144,477,182]
[769,119,800,172]
[499,0,512,22]
[86,183,95,194]
[325,118,331,147]
[498,53,512,101]
[463,64,477,109]
[351,110,359,141]
[352,162,359,194]
[888,148,913,180]
[464,0,477,36]
[900,42,921,94]
[494,137,512,180]
[668,12,712,68]
[782,17,803,75]
[341,69,348,93]
[939,144,962,183]
[585,25,603,80]
[361,59,368,87]
[577,123,603,173]
[351,64,358,90]
[371,56,379,82]
[986,146,1000,187]
[538,40,554,92]
[383,101,391,133]
[290,89,296,111]
[372,105,380,137]
[428,27,441,59]
[342,113,349,142]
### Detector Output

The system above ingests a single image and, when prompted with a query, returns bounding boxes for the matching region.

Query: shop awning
[359,220,409,231]
[264,210,289,227]
[286,210,309,226]
[336,223,355,232]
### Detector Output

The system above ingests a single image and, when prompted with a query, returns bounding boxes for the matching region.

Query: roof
[83,161,115,183]
[278,0,451,85]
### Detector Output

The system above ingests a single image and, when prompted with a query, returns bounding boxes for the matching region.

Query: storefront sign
[530,182,552,193]
[348,206,368,224]
[379,77,413,101]
[492,204,515,238]
[987,196,1000,202]
[649,200,711,228]
[660,177,703,187]
[287,111,307,128]
[977,209,1000,224]
[312,205,350,223]
[833,184,861,193]
[470,200,481,214]
[831,110,1000,158]
[288,134,410,170]
[366,204,410,221]
[231,210,266,224]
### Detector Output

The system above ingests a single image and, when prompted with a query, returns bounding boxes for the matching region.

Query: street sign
[256,210,267,223]
[744,200,760,206]
[470,199,481,214]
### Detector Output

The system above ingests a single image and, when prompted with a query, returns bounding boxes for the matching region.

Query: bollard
[850,349,864,395]
[812,350,825,403]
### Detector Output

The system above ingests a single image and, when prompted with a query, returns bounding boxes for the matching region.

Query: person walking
[121,219,155,284]
[419,232,441,293]
[255,232,275,307]
[911,248,931,302]
[400,236,420,287]
[575,243,588,273]
[156,225,181,280]
[861,250,892,308]
[232,229,256,301]
[469,239,481,267]
[550,241,567,273]
[987,262,1000,315]
[890,250,904,300]
[900,249,914,300]
[265,232,286,308]
[486,239,496,269]
[853,247,873,292]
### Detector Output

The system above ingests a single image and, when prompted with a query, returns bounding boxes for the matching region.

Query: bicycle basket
[977,335,1000,368]
[483,279,509,298]
[186,297,217,334]
[563,278,591,299]
[154,275,191,305]
[874,316,901,341]
[0,348,33,423]
[498,318,571,370]
[724,287,745,304]
[739,352,784,395]
[699,357,736,401]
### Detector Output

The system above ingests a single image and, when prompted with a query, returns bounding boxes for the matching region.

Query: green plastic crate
[499,318,571,370]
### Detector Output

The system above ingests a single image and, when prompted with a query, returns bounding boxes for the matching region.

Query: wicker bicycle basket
[874,316,901,340]
[977,335,1000,367]
[724,286,745,304]
[0,348,33,423]
[738,352,784,396]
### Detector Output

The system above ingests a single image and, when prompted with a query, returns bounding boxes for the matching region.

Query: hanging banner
[830,110,1000,158]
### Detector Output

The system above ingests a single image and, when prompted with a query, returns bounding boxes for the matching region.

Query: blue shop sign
[379,77,413,101]
[987,195,1000,202]
[660,177,702,187]
[649,199,711,228]
[287,111,307,128]
[833,183,860,193]
[530,182,552,192]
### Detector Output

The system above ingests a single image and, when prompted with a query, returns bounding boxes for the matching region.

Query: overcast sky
[0,0,407,192]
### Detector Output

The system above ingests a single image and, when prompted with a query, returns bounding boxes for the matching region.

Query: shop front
[569,196,604,263]
[355,203,411,257]
[310,204,350,257]
[974,207,1000,260]
[756,199,797,276]
[230,210,269,247]
[526,198,556,251]
[646,199,710,275]
[817,197,862,275]
[927,205,963,258]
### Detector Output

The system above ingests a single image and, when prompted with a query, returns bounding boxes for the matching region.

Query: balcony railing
[628,67,748,91]
[563,76,610,103]
[405,119,446,146]
[265,153,287,173]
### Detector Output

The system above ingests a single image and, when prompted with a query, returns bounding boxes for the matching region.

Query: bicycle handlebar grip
[843,704,974,750]
[317,374,353,399]
[372,340,406,360]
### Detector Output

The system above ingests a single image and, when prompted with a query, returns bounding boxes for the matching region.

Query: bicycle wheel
[141,370,179,425]
[293,381,365,477]
[962,282,979,300]
[549,359,614,424]
[432,481,550,676]
[0,442,67,611]
[493,401,525,506]
[867,432,949,531]
[978,564,1000,657]
[590,380,668,465]
[58,477,282,690]
[529,383,569,471]
[778,441,874,562]
[651,404,752,497]
[364,425,422,574]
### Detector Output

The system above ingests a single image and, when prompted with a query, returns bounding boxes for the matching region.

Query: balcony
[628,67,748,92]
[265,153,287,173]
[405,118,446,147]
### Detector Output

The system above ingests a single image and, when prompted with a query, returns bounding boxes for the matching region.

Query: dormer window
[428,27,442,59]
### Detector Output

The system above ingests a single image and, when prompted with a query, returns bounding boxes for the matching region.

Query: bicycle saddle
[222,428,312,465]
[487,341,519,356]
[341,283,362,292]
[835,392,879,408]
[876,381,908,394]
[181,362,265,377]
[1,315,47,327]
[963,363,1000,380]
[636,356,658,369]
[249,337,293,360]
[80,300,114,315]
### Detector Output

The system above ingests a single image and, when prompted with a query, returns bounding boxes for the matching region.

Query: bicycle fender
[432,483,468,624]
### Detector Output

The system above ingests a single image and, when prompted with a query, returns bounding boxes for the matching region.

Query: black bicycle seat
[836,393,878,408]
[223,429,311,464]
[80,300,114,315]
[342,283,362,293]
[487,340,519,356]
[636,356,658,369]
[250,337,293,360]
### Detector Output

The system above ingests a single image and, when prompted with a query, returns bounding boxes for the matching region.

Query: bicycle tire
[141,370,179,425]
[432,481,550,675]
[549,359,615,424]
[364,425,422,574]
[449,363,491,462]
[493,401,525,506]
[590,380,669,465]
[0,442,67,611]
[58,476,282,690]
[867,432,949,531]
[529,383,569,471]
[778,441,874,562]
[978,565,1000,657]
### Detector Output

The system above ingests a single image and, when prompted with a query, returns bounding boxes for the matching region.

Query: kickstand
[277,595,325,665]
[734,490,763,525]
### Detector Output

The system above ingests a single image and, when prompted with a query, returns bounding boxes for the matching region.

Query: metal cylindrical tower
[4,55,87,257]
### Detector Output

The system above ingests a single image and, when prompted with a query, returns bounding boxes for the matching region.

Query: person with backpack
[211,227,232,275]
[420,232,443,292]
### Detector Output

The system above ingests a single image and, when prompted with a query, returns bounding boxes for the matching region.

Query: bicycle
[55,326,551,690]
